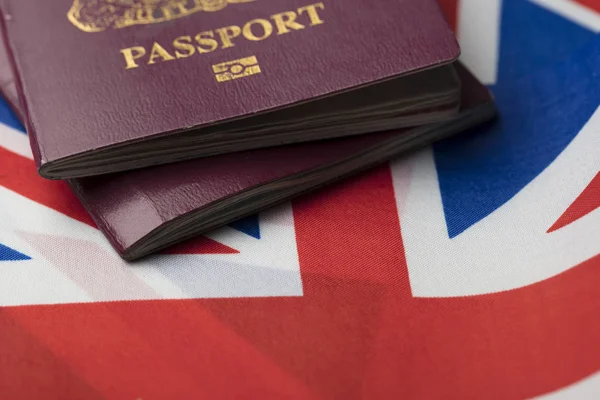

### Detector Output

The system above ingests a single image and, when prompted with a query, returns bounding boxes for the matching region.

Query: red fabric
[549,172,600,232]
[437,0,459,29]
[576,0,600,13]
[2,168,600,398]
[1,2,600,399]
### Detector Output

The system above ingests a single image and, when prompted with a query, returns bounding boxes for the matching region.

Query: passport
[0,56,496,259]
[0,0,460,179]
[0,38,18,119]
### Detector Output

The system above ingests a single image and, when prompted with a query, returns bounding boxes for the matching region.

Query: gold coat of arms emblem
[67,0,255,32]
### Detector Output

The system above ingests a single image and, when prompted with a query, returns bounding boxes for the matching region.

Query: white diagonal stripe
[534,371,600,399]
[457,0,503,85]
[0,124,32,159]
[392,106,600,297]
[531,0,600,32]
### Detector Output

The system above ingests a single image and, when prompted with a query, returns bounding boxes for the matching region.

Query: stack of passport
[0,0,497,260]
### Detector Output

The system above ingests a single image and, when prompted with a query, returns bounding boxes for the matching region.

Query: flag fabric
[1,1,600,398]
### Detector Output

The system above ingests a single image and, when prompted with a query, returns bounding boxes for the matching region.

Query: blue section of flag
[0,243,31,261]
[0,98,24,132]
[229,215,261,239]
[434,0,597,238]
[495,0,594,83]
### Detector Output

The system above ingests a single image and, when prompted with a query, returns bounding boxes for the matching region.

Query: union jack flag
[0,1,599,398]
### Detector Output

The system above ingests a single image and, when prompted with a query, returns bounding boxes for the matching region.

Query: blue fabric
[434,0,597,237]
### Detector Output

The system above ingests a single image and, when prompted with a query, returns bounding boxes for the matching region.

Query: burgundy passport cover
[0,0,459,174]
[73,66,493,259]
[1,60,494,259]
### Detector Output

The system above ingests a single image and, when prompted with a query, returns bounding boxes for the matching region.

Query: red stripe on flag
[548,171,600,232]
[200,166,409,399]
[3,166,600,398]
[0,310,103,400]
[201,166,600,399]
[5,301,315,399]
[574,0,600,13]
[0,147,94,226]
[294,165,410,291]
[5,304,203,399]
[363,253,600,399]
[437,0,460,31]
